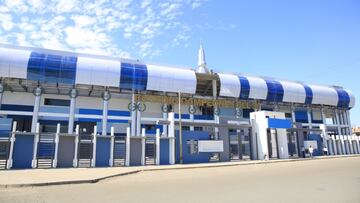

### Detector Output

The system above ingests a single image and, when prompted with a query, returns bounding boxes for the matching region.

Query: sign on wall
[198,140,224,152]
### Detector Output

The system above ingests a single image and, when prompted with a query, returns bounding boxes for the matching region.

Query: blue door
[12,134,34,169]
[95,137,110,167]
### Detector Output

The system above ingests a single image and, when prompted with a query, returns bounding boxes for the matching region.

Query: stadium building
[0,44,358,169]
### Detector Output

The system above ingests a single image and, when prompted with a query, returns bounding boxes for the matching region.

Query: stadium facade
[0,44,358,169]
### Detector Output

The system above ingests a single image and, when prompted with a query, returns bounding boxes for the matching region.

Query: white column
[320,108,329,154]
[31,123,40,168]
[162,105,168,136]
[31,87,42,133]
[136,108,141,136]
[68,89,78,134]
[348,135,354,154]
[291,105,296,123]
[6,121,17,169]
[168,112,175,164]
[141,128,145,166]
[109,126,114,167]
[307,107,312,131]
[335,109,341,139]
[52,123,60,168]
[331,135,338,155]
[0,84,4,110]
[125,127,130,166]
[155,128,160,165]
[101,91,110,136]
[131,94,136,137]
[340,135,346,155]
[73,125,79,167]
[355,136,360,154]
[190,105,195,131]
[212,79,219,140]
[91,126,97,167]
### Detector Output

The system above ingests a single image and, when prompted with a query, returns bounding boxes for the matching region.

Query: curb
[1,155,359,188]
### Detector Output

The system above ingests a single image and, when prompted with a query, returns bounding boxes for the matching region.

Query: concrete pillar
[31,123,40,168]
[101,91,111,136]
[141,128,145,166]
[291,105,296,123]
[212,79,219,140]
[340,135,346,155]
[31,87,42,133]
[307,107,313,131]
[52,123,60,168]
[109,126,115,167]
[91,126,97,167]
[355,136,360,154]
[162,104,168,136]
[155,128,160,165]
[125,127,130,166]
[68,88,78,134]
[331,135,338,155]
[130,94,136,137]
[348,135,354,154]
[168,112,175,164]
[73,125,79,167]
[190,105,195,131]
[0,83,4,110]
[6,121,17,169]
[136,107,141,136]
[320,108,329,153]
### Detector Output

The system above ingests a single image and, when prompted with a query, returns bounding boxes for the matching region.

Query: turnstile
[145,137,156,165]
[113,136,126,167]
[0,138,10,169]
[36,133,56,168]
[77,134,93,167]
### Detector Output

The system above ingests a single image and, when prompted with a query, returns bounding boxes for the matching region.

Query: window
[44,98,70,107]
[194,127,203,131]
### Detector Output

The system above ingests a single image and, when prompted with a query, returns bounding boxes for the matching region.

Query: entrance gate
[36,133,56,168]
[77,134,93,167]
[113,135,126,166]
[0,137,9,169]
[145,137,156,165]
[12,133,34,169]
[57,135,76,168]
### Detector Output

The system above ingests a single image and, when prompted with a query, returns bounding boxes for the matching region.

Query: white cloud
[0,0,208,59]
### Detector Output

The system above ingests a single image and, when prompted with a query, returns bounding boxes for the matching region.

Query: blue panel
[268,118,292,129]
[96,137,111,167]
[37,142,55,158]
[334,88,350,108]
[27,52,77,84]
[79,108,130,116]
[303,84,313,104]
[12,134,34,169]
[175,113,190,119]
[238,76,250,99]
[0,118,12,137]
[44,54,62,83]
[160,139,170,165]
[120,63,148,91]
[59,56,77,84]
[194,115,214,120]
[242,109,254,119]
[175,131,211,164]
[265,80,284,102]
[27,52,46,82]
[305,134,322,156]
[295,111,308,123]
[1,104,34,112]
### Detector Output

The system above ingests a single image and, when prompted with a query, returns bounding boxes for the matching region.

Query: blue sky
[0,0,359,125]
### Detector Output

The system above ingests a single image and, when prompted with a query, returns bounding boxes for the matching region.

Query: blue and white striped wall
[0,47,197,94]
[0,46,355,109]
[218,73,355,109]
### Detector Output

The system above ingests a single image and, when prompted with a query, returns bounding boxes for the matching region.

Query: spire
[197,42,209,73]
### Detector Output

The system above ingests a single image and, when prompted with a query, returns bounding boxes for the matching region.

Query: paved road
[1,157,360,203]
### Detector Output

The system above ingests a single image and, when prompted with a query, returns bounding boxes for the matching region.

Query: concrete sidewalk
[0,155,359,188]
